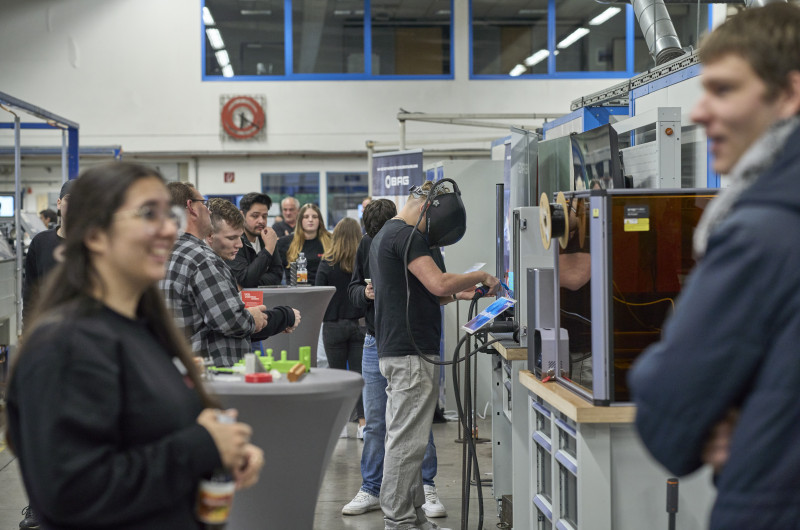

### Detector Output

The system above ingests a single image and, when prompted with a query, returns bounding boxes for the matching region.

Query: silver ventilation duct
[631,0,686,65]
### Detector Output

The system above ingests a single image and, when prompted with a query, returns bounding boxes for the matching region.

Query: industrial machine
[537,188,715,404]
[517,101,717,404]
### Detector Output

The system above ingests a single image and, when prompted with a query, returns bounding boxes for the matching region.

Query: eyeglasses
[115,204,184,232]
[190,199,208,207]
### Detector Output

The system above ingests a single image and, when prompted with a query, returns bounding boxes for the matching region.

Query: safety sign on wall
[220,95,266,142]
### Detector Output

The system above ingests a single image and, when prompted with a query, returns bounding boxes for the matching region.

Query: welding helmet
[409,178,466,248]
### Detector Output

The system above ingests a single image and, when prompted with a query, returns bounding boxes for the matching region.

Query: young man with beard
[228,192,283,287]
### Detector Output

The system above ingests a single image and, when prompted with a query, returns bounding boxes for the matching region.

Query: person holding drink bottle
[5,162,263,530]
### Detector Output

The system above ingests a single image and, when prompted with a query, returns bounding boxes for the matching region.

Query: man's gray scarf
[693,116,800,259]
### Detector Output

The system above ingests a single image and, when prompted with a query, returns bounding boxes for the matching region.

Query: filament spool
[539,193,553,250]
[555,192,569,249]
[576,198,587,249]
[539,192,568,250]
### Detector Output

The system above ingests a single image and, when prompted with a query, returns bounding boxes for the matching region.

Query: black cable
[452,333,505,530]
[450,299,507,530]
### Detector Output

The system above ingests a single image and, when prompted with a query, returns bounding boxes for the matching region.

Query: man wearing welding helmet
[369,180,500,530]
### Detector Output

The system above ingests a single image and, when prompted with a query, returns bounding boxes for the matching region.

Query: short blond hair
[207,198,243,232]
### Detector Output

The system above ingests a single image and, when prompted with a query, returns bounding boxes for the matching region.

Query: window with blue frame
[554,1,627,73]
[471,0,711,79]
[326,171,368,227]
[205,193,245,207]
[261,173,320,211]
[203,0,453,79]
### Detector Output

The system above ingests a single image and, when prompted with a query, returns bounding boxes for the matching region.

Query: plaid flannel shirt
[160,232,255,367]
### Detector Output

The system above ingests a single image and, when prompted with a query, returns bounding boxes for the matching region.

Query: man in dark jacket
[272,196,299,237]
[629,5,800,528]
[23,179,73,326]
[229,192,283,287]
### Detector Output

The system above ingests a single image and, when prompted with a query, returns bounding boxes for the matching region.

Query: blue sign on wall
[372,149,424,198]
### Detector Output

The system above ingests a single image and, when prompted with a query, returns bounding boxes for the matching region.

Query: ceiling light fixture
[215,49,231,68]
[524,49,549,67]
[206,28,225,50]
[557,27,590,49]
[241,9,272,15]
[222,65,234,78]
[588,7,621,26]
[202,6,215,26]
[509,64,527,77]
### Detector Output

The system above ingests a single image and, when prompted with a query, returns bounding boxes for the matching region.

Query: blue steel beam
[0,123,63,129]
[0,146,121,157]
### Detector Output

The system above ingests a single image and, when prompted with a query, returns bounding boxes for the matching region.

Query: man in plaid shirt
[161,182,269,367]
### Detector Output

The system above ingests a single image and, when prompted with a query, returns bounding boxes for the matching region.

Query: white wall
[0,0,619,157]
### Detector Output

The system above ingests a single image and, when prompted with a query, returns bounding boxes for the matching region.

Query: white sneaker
[339,425,348,438]
[342,489,381,515]
[422,485,447,518]
[356,424,365,440]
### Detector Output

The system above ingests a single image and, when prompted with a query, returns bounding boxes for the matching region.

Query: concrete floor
[0,418,501,530]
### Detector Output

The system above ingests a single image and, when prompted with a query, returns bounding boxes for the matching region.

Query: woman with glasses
[276,203,332,284]
[6,162,263,529]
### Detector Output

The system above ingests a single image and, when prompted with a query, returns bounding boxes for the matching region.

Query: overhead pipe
[745,0,786,7]
[631,0,685,65]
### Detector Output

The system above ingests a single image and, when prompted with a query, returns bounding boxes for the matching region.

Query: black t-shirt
[23,228,64,324]
[271,221,295,238]
[369,219,445,357]
[277,236,325,284]
[315,260,365,322]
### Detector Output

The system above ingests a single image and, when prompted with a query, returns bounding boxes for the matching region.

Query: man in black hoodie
[23,180,73,327]
[629,5,800,528]
[229,192,283,287]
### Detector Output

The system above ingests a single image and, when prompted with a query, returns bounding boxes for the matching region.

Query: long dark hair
[19,162,217,409]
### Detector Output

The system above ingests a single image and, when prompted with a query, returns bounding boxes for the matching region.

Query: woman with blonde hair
[315,217,366,437]
[277,202,331,284]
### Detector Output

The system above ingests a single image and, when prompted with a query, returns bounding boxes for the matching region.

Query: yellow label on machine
[624,218,650,232]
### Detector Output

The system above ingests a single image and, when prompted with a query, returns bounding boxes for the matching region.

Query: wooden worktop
[487,334,527,361]
[519,370,636,424]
